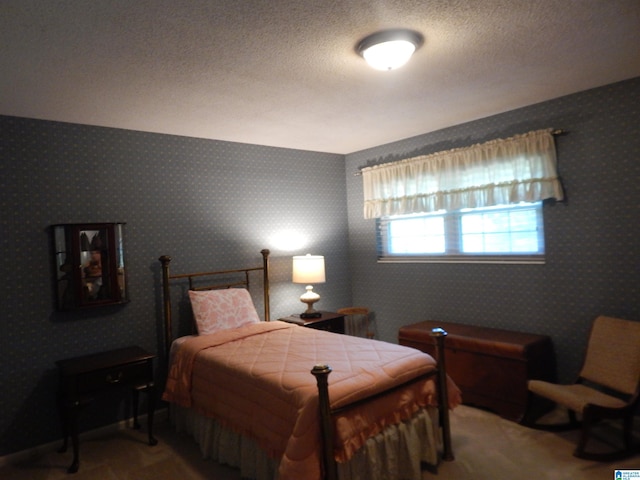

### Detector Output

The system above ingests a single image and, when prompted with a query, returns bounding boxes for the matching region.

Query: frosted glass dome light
[357,29,423,71]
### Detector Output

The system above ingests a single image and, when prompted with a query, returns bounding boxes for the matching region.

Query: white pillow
[188,288,260,335]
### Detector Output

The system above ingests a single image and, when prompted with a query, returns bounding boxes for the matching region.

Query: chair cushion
[580,316,640,395]
[528,380,627,413]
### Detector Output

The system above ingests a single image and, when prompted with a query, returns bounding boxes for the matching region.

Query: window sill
[377,255,545,265]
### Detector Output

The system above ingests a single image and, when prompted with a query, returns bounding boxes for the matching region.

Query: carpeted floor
[1,405,638,479]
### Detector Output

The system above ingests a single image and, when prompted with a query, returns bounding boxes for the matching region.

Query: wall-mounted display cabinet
[51,223,128,310]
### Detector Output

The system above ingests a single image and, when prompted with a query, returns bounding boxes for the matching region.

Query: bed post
[260,249,270,322]
[311,364,337,480]
[159,255,172,362]
[430,327,453,461]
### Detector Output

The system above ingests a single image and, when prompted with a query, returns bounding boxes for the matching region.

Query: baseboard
[0,408,168,467]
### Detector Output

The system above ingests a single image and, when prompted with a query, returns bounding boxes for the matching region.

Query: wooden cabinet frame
[51,223,128,310]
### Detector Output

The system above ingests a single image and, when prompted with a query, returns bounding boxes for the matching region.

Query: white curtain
[362,128,564,219]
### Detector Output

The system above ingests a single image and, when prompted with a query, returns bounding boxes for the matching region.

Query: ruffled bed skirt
[172,405,441,480]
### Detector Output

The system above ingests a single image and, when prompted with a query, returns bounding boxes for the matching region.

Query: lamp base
[299,285,321,319]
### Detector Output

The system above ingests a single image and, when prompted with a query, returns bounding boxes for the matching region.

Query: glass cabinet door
[52,223,128,310]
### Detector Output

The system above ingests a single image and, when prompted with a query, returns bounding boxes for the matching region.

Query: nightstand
[279,311,346,334]
[56,346,157,473]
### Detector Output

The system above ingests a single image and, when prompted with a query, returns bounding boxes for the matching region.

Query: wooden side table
[279,311,346,334]
[56,346,157,473]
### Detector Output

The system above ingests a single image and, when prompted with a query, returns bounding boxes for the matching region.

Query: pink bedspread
[163,321,460,480]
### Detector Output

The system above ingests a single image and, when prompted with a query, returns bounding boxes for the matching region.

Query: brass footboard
[312,328,452,480]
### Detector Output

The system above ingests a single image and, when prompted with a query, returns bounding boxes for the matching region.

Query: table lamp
[292,254,325,318]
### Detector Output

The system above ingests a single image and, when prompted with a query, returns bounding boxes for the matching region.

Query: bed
[159,249,459,480]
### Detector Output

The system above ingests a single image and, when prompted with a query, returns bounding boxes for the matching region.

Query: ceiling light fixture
[357,29,424,71]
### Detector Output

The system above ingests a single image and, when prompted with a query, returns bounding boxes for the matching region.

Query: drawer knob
[106,372,123,384]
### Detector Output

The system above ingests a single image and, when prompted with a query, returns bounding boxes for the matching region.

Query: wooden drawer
[76,360,150,394]
[399,320,556,422]
[57,346,155,400]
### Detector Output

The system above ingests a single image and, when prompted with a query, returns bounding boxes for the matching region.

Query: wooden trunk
[399,320,556,422]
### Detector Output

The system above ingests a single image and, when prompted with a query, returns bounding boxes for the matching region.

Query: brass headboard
[158,249,270,361]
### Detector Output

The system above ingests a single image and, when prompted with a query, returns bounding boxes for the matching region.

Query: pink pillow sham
[188,288,260,335]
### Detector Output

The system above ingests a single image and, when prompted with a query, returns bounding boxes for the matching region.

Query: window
[378,202,544,263]
[362,129,562,263]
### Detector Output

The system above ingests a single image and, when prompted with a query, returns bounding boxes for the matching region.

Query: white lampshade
[292,254,326,284]
[292,254,325,318]
[357,29,423,71]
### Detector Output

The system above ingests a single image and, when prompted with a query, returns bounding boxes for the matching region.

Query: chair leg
[568,409,581,428]
[366,323,374,339]
[522,392,546,426]
[573,410,592,458]
[365,317,374,339]
[573,409,637,461]
[623,414,633,453]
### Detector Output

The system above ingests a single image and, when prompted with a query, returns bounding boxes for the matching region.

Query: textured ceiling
[2,1,639,154]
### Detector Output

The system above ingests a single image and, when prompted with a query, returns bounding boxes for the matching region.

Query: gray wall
[2,76,638,458]
[344,77,640,384]
[0,119,349,456]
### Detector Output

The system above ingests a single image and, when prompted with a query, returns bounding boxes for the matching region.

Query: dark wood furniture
[279,311,346,334]
[56,346,157,473]
[50,223,128,310]
[399,320,555,422]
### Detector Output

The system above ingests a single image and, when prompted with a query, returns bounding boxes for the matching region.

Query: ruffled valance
[362,128,564,219]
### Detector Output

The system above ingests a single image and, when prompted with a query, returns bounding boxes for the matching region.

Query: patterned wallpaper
[0,119,349,456]
[1,76,638,458]
[345,77,640,385]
